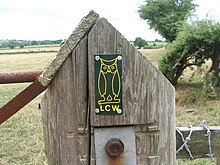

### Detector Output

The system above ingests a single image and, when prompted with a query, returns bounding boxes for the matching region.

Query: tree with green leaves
[159,19,220,86]
[134,37,148,48]
[138,0,197,42]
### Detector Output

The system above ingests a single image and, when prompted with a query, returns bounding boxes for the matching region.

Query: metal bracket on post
[94,127,136,165]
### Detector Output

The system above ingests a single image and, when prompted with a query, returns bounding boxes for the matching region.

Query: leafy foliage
[138,0,197,42]
[159,19,220,86]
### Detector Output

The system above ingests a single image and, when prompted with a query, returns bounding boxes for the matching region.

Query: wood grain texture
[41,37,89,165]
[41,15,176,165]
[218,119,220,165]
[88,18,176,164]
[88,17,175,125]
[176,126,220,159]
[157,73,176,165]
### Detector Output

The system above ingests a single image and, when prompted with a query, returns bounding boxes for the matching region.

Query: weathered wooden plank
[88,17,176,164]
[72,36,88,129]
[41,85,60,164]
[158,73,176,165]
[41,36,89,165]
[71,36,89,164]
[88,17,175,126]
[38,10,99,86]
[136,132,160,155]
[176,126,220,159]
[40,94,47,157]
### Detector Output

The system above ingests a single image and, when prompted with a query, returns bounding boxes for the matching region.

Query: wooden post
[87,18,175,164]
[41,11,176,165]
[40,11,99,164]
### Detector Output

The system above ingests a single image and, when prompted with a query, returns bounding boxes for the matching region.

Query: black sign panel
[94,54,123,115]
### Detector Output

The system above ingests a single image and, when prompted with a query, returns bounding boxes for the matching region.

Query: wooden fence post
[40,11,176,165]
[87,17,176,165]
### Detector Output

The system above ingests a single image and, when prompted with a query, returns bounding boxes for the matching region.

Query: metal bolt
[117,55,122,61]
[95,108,100,113]
[105,138,124,158]
[95,56,100,61]
[117,109,122,114]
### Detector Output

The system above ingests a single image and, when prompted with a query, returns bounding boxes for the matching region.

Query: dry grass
[0,50,55,164]
[0,45,60,53]
[175,82,220,126]
[0,90,46,165]
[0,53,54,72]
[139,47,165,68]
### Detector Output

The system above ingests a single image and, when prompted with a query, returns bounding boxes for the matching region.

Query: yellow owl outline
[97,57,121,105]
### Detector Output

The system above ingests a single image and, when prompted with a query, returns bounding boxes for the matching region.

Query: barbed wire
[199,120,214,160]
[176,120,215,161]
[176,125,194,160]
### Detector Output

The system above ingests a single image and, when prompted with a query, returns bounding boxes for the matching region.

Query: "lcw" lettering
[100,105,120,112]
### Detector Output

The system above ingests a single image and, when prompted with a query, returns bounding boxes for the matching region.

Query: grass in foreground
[0,89,46,165]
[0,53,54,72]
[0,51,54,164]
[176,81,220,126]
[175,81,219,164]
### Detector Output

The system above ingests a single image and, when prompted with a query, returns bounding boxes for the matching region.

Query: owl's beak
[107,67,111,73]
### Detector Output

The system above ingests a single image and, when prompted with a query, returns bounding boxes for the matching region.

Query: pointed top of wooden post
[38,10,99,86]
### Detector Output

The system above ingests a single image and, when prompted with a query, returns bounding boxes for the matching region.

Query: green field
[0,46,219,164]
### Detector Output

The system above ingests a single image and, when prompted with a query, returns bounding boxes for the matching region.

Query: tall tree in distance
[138,0,197,42]
[134,37,148,49]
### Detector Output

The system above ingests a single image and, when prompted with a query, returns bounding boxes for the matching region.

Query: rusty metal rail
[0,71,42,84]
[0,71,47,125]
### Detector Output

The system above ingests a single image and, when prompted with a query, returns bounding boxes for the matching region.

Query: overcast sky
[0,0,220,41]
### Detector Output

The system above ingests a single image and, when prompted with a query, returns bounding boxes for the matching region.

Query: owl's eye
[111,66,115,70]
[103,66,107,70]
